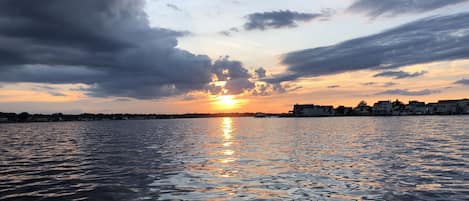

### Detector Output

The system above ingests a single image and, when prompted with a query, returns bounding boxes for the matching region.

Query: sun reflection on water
[218,117,237,175]
[222,117,233,140]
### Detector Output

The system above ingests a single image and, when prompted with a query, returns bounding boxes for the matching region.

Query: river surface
[0,116,468,201]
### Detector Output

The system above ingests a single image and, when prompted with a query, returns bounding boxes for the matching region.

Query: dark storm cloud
[210,56,255,95]
[268,12,469,83]
[348,0,468,17]
[244,10,332,31]
[454,78,469,85]
[0,0,253,99]
[212,56,251,81]
[373,70,427,79]
[376,89,441,96]
[224,78,255,95]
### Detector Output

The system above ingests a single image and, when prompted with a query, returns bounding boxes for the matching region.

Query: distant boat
[254,113,267,118]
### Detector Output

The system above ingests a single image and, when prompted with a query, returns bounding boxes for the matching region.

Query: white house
[373,101,392,115]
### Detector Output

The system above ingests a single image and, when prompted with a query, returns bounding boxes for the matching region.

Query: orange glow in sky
[214,95,240,110]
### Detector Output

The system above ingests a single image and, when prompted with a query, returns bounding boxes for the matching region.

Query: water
[0,116,468,201]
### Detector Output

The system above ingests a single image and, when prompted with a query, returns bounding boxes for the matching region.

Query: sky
[0,0,468,114]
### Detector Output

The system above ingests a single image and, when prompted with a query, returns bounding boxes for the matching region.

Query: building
[425,99,468,115]
[456,99,469,114]
[437,100,460,114]
[293,104,334,116]
[406,101,426,115]
[335,106,353,116]
[426,103,438,114]
[373,101,392,115]
[0,117,8,122]
[353,101,372,116]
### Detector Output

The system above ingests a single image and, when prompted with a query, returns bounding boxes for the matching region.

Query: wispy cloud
[348,0,469,18]
[454,78,469,85]
[383,82,398,87]
[373,70,427,79]
[48,92,67,97]
[376,89,441,96]
[243,9,333,31]
[361,82,398,87]
[268,12,469,83]
[219,27,240,36]
[166,3,182,11]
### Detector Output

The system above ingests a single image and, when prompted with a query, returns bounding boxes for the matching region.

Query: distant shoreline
[0,112,468,124]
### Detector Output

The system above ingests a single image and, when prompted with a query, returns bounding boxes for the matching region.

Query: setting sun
[216,95,239,109]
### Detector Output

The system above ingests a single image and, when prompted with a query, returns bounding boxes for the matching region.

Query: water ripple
[0,116,468,200]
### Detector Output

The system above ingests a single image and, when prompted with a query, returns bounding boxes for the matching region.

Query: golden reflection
[223,150,234,156]
[222,117,233,141]
[220,158,236,164]
[219,117,237,173]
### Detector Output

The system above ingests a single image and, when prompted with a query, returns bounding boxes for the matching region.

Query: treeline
[0,112,257,123]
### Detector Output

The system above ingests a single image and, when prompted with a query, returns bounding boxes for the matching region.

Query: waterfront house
[353,101,372,116]
[335,106,353,116]
[0,116,8,122]
[426,103,438,114]
[293,104,334,116]
[406,101,426,115]
[391,99,406,115]
[373,101,392,115]
[456,99,469,114]
[437,100,460,114]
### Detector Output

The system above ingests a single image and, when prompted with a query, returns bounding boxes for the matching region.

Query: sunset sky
[0,0,468,114]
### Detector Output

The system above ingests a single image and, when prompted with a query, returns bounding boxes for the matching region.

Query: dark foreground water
[0,116,468,201]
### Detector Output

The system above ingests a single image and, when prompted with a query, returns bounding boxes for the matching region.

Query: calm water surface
[0,116,468,200]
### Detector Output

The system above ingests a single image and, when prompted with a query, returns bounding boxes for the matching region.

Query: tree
[17,112,30,122]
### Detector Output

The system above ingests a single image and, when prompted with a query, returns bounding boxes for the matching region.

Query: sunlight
[222,117,233,140]
[216,95,239,109]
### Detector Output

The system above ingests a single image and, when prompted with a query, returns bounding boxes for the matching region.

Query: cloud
[48,92,67,97]
[327,85,340,88]
[114,98,132,102]
[0,0,253,99]
[255,67,267,78]
[454,78,469,85]
[269,12,469,83]
[383,82,398,87]
[166,3,182,11]
[348,0,468,17]
[361,82,398,87]
[373,70,427,79]
[220,27,239,36]
[361,82,377,86]
[33,85,56,90]
[224,78,255,94]
[376,89,441,96]
[212,56,251,81]
[251,83,301,96]
[243,10,332,31]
